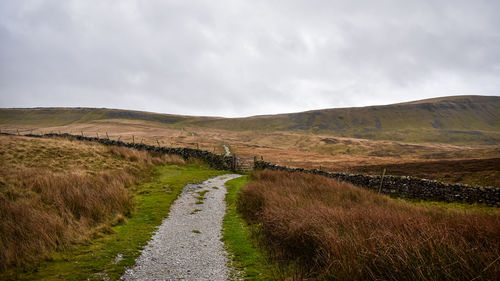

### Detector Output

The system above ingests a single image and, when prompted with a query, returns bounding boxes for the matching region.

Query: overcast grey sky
[0,0,499,117]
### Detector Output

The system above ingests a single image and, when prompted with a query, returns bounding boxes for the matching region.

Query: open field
[350,157,500,187]
[0,135,148,271]
[1,135,227,278]
[2,117,499,186]
[2,96,499,187]
[238,170,500,280]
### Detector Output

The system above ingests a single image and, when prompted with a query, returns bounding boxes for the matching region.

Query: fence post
[106,132,109,139]
[132,135,135,144]
[232,154,236,171]
[378,168,386,193]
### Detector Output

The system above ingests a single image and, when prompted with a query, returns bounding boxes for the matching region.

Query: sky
[0,0,499,117]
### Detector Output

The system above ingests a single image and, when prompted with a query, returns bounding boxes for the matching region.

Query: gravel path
[121,174,242,281]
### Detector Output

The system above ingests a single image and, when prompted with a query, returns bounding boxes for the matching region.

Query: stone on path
[121,174,242,281]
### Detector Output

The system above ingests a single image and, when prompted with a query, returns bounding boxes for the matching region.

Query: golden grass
[0,135,184,271]
[108,145,185,166]
[0,169,133,268]
[3,118,498,186]
[238,170,500,280]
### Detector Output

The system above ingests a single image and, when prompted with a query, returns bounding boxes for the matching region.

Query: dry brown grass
[0,169,133,269]
[4,118,498,186]
[238,170,500,280]
[350,157,500,187]
[0,135,184,271]
[108,145,185,166]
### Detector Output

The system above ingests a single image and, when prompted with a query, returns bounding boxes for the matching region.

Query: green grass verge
[222,176,273,280]
[9,164,227,281]
[402,198,500,213]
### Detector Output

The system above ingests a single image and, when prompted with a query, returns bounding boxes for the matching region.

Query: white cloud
[0,0,499,117]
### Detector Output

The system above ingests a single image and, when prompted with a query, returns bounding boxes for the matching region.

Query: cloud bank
[1,0,499,117]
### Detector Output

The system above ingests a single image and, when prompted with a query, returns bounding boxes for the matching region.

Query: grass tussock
[238,170,500,280]
[11,165,226,280]
[108,145,185,165]
[0,135,184,272]
[0,168,135,271]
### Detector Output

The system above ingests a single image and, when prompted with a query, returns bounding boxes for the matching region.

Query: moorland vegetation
[238,170,500,280]
[2,95,499,187]
[0,135,183,272]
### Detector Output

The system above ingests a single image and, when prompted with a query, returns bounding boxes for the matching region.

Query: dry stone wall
[254,161,500,207]
[15,133,236,171]
[3,132,498,206]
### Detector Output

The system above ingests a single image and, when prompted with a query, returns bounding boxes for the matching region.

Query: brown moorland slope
[1,95,499,186]
[3,118,498,186]
[1,95,499,144]
[0,135,183,271]
[350,157,500,187]
[238,170,500,280]
[192,95,500,144]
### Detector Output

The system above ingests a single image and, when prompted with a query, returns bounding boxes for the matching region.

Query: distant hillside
[1,95,499,144]
[190,95,500,144]
[0,107,203,126]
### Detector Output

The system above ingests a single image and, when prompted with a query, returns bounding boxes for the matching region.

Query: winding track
[223,144,231,156]
[121,174,242,281]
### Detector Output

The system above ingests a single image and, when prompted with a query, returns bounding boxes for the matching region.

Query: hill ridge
[1,95,499,144]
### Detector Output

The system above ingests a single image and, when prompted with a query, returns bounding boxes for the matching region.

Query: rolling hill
[191,95,500,144]
[1,95,499,144]
[0,107,196,126]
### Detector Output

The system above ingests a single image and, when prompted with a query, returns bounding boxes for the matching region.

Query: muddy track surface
[121,174,242,281]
